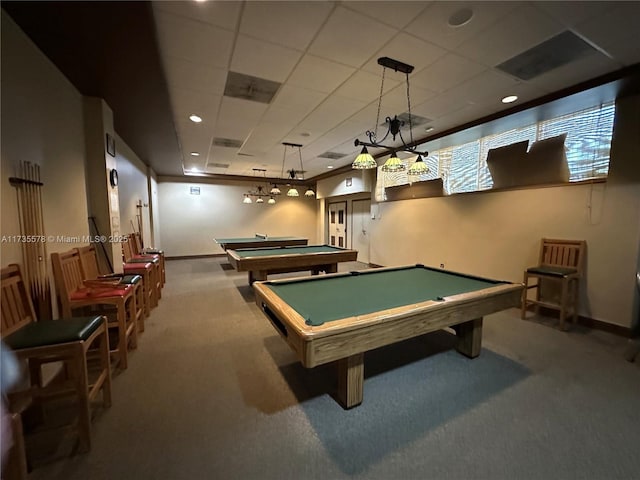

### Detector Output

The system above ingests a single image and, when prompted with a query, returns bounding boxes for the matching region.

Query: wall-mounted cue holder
[9,177,44,187]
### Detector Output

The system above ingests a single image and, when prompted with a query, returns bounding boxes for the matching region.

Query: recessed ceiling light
[425,126,434,133]
[327,165,334,169]
[502,95,518,104]
[189,114,203,123]
[448,8,473,27]
[190,167,200,173]
[190,152,200,156]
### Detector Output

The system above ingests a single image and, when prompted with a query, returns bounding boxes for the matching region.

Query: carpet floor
[27,257,640,480]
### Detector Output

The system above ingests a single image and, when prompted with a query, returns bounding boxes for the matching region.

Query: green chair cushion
[4,316,104,350]
[119,274,142,285]
[126,258,158,264]
[527,265,577,277]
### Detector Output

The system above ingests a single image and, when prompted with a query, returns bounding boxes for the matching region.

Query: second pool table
[253,264,523,409]
[215,235,308,251]
[227,245,358,284]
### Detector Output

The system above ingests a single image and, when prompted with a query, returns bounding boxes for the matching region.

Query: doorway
[328,201,347,248]
[351,199,371,264]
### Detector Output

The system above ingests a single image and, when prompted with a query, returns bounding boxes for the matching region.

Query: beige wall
[1,12,91,315]
[158,180,318,257]
[367,94,640,329]
[116,133,152,245]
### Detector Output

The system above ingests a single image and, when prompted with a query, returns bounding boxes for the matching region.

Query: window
[375,102,615,201]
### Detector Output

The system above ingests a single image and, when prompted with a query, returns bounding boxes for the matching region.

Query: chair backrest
[1,264,38,337]
[539,238,586,274]
[76,245,101,279]
[51,249,86,316]
[131,232,143,254]
[122,236,136,262]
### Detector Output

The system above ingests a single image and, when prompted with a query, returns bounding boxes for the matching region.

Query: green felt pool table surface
[253,264,523,408]
[232,245,347,258]
[264,264,509,326]
[215,236,308,250]
[226,244,358,284]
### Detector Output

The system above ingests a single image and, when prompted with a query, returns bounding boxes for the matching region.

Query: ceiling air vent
[224,71,281,104]
[207,163,230,169]
[496,30,600,81]
[319,151,347,160]
[212,137,243,148]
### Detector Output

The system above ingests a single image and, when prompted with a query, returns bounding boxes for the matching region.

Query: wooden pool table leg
[336,353,364,409]
[249,270,268,284]
[455,317,483,358]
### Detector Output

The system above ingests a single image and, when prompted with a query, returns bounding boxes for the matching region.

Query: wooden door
[351,199,371,264]
[328,202,347,248]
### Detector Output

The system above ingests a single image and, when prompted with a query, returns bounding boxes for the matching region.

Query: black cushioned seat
[4,316,104,350]
[526,266,577,277]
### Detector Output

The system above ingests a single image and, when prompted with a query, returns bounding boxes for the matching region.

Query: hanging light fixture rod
[377,56,414,74]
[352,57,428,170]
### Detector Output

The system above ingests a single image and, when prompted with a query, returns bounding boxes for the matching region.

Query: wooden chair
[1,264,111,454]
[521,238,586,330]
[131,232,165,286]
[51,249,138,369]
[77,245,149,330]
[122,236,162,302]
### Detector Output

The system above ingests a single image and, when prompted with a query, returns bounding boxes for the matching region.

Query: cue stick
[33,163,49,311]
[22,161,36,300]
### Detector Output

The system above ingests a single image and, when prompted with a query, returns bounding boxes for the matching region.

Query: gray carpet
[28,257,640,480]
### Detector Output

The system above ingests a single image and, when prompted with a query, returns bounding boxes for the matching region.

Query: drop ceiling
[3,1,640,181]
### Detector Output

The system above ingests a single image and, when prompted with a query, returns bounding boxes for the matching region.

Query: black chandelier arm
[354,138,428,157]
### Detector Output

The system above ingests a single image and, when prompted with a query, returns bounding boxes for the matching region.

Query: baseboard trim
[528,305,632,338]
[166,253,225,260]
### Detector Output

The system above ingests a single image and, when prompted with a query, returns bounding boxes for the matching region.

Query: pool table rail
[254,272,523,368]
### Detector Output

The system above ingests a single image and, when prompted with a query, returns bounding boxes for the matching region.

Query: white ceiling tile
[455,4,566,67]
[261,105,309,128]
[534,1,619,28]
[154,11,234,69]
[218,96,269,124]
[240,123,296,156]
[405,1,519,50]
[343,1,431,29]
[308,6,398,68]
[240,1,334,50]
[231,35,303,83]
[297,95,368,136]
[152,1,242,31]
[528,53,622,94]
[447,70,521,107]
[411,89,472,120]
[286,55,356,94]
[381,83,438,113]
[410,53,487,93]
[162,55,228,96]
[270,85,327,119]
[573,3,640,64]
[334,70,399,103]
[168,87,221,126]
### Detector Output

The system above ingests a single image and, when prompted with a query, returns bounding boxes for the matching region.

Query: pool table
[253,264,523,409]
[215,235,308,251]
[227,245,358,284]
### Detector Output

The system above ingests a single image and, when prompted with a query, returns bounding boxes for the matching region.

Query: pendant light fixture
[353,57,428,170]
